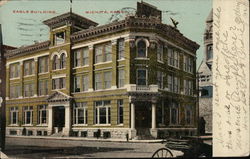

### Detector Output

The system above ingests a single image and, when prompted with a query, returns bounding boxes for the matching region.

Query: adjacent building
[5,2,199,139]
[198,9,213,134]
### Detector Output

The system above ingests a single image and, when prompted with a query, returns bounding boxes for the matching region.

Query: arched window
[137,40,146,58]
[60,53,66,69]
[52,55,58,70]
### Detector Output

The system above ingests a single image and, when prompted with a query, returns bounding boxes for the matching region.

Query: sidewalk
[6,135,163,143]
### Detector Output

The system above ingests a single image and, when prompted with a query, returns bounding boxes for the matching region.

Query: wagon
[152,136,212,158]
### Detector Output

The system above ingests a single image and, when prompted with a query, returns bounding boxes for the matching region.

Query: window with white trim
[104,43,112,62]
[157,43,164,62]
[52,55,59,70]
[38,80,48,96]
[104,71,112,89]
[157,71,164,89]
[95,100,111,124]
[117,99,123,124]
[82,48,89,66]
[38,105,47,125]
[10,85,21,98]
[10,63,20,78]
[74,49,81,67]
[10,107,18,125]
[52,77,66,90]
[137,69,147,86]
[38,56,49,73]
[60,53,66,69]
[82,74,89,91]
[170,102,179,125]
[94,72,102,90]
[118,38,125,60]
[73,102,88,125]
[24,83,35,97]
[23,106,33,125]
[137,40,147,58]
[94,42,112,64]
[23,60,35,76]
[118,69,125,88]
[73,76,81,92]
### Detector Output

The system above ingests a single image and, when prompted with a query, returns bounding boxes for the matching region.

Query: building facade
[198,9,213,134]
[5,2,199,139]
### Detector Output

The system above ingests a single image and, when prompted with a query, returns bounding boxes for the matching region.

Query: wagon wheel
[152,148,173,158]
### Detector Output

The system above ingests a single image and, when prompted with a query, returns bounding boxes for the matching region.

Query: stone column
[63,104,71,136]
[150,97,158,138]
[129,97,136,139]
[47,106,53,135]
[88,45,94,91]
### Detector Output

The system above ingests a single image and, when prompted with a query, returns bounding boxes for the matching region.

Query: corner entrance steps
[50,131,64,137]
[0,151,8,159]
[136,128,155,140]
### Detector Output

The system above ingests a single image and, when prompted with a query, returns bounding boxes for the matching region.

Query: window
[60,53,66,69]
[170,102,179,125]
[10,85,21,98]
[38,56,49,73]
[207,44,213,60]
[73,102,88,125]
[137,69,147,86]
[74,49,81,67]
[94,73,102,90]
[184,55,193,73]
[73,76,81,92]
[157,101,164,125]
[167,49,174,66]
[184,79,193,96]
[82,74,89,92]
[95,45,103,64]
[137,40,146,58]
[54,31,65,45]
[104,43,112,62]
[23,106,33,125]
[95,100,111,124]
[117,100,123,124]
[157,43,164,62]
[157,71,164,89]
[52,55,59,70]
[24,60,35,76]
[38,80,48,96]
[185,106,192,125]
[188,57,193,73]
[24,83,34,97]
[38,105,47,124]
[10,63,20,78]
[10,107,18,125]
[104,71,112,89]
[118,69,125,88]
[118,38,125,60]
[167,75,180,93]
[174,51,179,68]
[82,48,89,66]
[52,78,66,90]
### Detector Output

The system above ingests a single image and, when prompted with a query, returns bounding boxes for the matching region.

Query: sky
[0,0,212,67]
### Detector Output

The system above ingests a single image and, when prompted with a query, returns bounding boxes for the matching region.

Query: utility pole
[0,24,6,151]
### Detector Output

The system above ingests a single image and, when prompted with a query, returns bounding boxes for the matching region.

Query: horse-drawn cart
[152,136,212,158]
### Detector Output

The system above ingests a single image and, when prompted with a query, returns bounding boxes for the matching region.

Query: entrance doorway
[53,106,65,132]
[135,102,151,128]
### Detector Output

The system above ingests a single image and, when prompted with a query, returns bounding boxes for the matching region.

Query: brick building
[5,2,199,139]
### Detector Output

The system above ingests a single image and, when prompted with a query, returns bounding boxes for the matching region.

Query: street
[4,137,182,158]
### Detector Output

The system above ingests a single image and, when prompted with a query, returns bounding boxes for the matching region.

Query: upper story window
[157,43,164,62]
[74,49,81,67]
[157,71,164,89]
[94,71,112,90]
[38,79,49,96]
[118,69,125,88]
[118,38,125,60]
[82,48,89,66]
[24,83,35,97]
[52,55,59,70]
[183,55,194,73]
[94,42,112,64]
[184,79,193,96]
[137,69,147,86]
[137,40,147,58]
[38,56,49,73]
[207,44,213,60]
[73,75,81,93]
[167,74,180,93]
[168,49,179,68]
[10,85,21,99]
[60,53,66,69]
[52,77,66,90]
[10,63,20,78]
[23,60,35,76]
[54,31,65,45]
